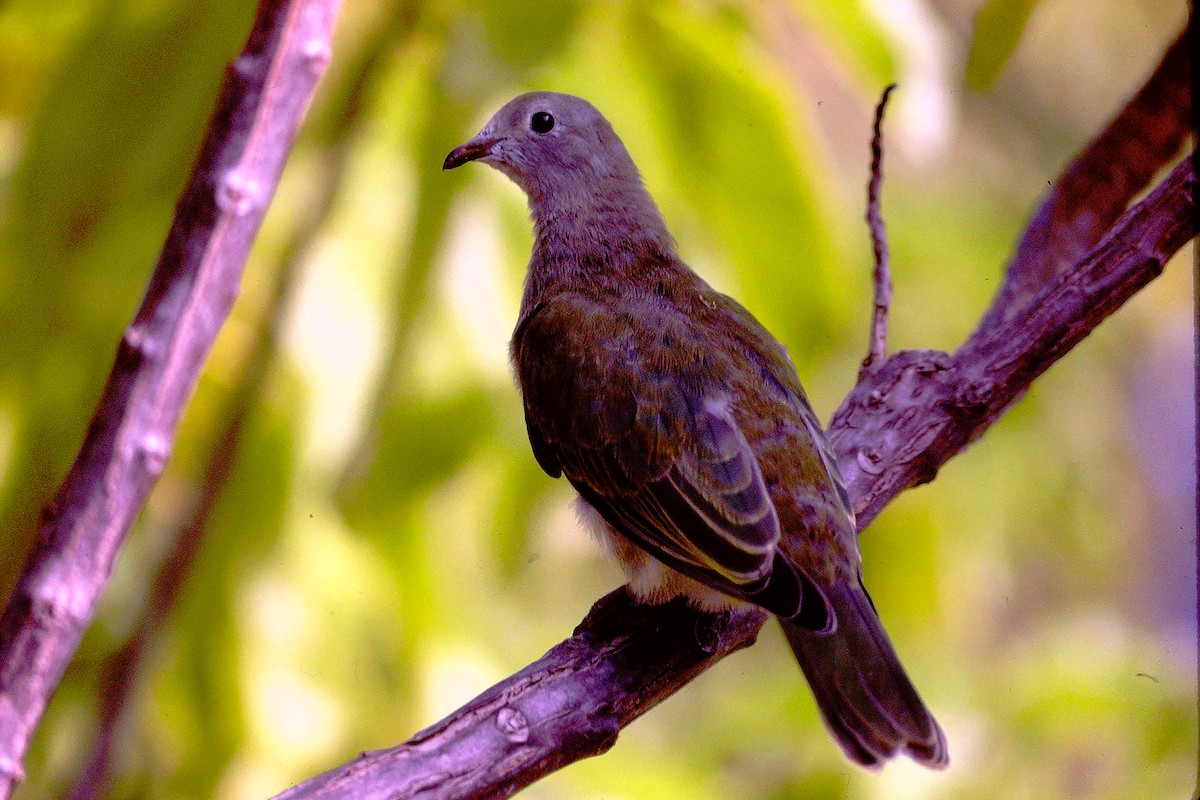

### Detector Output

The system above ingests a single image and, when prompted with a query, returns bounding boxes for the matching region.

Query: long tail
[780,580,948,769]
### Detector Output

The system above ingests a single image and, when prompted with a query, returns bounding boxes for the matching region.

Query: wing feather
[514,290,815,618]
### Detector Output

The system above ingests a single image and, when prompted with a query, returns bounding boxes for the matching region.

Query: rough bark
[978,21,1192,329]
[274,592,768,800]
[271,18,1196,800]
[0,2,340,797]
[64,10,409,799]
[835,158,1195,525]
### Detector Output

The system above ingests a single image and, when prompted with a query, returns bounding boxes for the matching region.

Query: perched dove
[444,91,947,769]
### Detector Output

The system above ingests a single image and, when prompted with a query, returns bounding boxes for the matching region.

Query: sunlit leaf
[966,0,1043,92]
[628,3,842,358]
[791,0,897,88]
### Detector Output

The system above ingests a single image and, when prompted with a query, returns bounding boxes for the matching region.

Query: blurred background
[0,0,1193,798]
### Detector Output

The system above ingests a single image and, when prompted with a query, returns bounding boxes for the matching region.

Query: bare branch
[65,12,405,798]
[272,157,1197,800]
[273,22,1196,800]
[273,592,767,800]
[833,157,1195,525]
[0,2,340,796]
[860,83,897,378]
[978,16,1192,329]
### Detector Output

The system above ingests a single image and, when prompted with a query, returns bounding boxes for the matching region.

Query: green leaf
[336,385,495,530]
[791,0,897,88]
[966,0,1042,92]
[625,4,843,360]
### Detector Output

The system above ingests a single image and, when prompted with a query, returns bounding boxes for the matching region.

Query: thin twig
[832,157,1195,522]
[860,83,897,377]
[0,2,340,796]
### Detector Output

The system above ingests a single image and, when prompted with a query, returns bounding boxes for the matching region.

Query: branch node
[302,39,333,67]
[233,54,258,80]
[496,708,530,744]
[0,757,23,785]
[216,171,262,216]
[118,325,154,366]
[28,566,91,626]
[134,432,172,474]
[860,83,897,379]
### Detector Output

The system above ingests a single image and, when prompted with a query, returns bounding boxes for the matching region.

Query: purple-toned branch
[0,1,340,796]
[860,83,897,377]
[831,157,1194,525]
[64,12,406,798]
[978,17,1192,329]
[273,592,768,800]
[270,24,1197,800]
[273,158,1195,800]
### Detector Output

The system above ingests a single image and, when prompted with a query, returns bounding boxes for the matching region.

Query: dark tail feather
[781,581,948,770]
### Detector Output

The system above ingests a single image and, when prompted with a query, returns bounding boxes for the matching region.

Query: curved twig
[860,83,897,377]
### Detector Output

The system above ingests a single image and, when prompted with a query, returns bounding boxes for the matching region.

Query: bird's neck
[522,177,678,304]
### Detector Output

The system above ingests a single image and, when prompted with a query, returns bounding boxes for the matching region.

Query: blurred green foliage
[965,0,1042,92]
[0,1,1193,799]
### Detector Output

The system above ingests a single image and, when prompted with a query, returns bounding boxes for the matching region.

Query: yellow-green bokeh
[0,1,1192,799]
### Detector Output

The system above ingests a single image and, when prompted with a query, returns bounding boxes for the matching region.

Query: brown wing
[512,291,811,617]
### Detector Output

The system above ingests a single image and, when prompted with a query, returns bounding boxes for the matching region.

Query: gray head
[444,92,670,251]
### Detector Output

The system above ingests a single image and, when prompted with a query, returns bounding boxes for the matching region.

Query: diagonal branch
[0,2,341,797]
[269,12,1197,791]
[272,155,1195,800]
[831,157,1195,524]
[978,15,1192,328]
[64,11,410,799]
[273,592,768,800]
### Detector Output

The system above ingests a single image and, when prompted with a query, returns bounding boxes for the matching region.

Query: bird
[443,91,948,769]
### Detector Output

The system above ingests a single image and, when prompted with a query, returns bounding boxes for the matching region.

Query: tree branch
[270,22,1198,800]
[64,11,406,798]
[273,592,768,800]
[832,157,1195,526]
[0,2,340,796]
[978,15,1192,328]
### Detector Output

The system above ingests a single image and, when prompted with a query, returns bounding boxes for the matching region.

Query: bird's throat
[531,179,672,259]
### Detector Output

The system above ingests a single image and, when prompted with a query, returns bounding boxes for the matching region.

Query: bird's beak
[443,135,500,170]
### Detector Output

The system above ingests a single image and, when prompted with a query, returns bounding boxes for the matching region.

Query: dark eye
[530,111,555,134]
